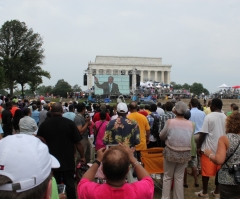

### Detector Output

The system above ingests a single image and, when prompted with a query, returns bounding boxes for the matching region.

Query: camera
[228,164,240,174]
[106,144,118,149]
[228,164,240,184]
[84,113,89,118]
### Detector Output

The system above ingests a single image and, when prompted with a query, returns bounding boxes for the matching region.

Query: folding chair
[140,147,164,190]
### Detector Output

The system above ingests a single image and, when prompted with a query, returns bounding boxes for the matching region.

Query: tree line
[171,82,209,95]
[10,79,82,98]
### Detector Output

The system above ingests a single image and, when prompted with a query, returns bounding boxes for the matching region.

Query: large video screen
[94,75,129,95]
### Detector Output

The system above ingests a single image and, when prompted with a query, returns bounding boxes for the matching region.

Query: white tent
[140,82,147,87]
[218,84,230,89]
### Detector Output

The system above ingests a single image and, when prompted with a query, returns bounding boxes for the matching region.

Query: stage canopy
[218,84,230,89]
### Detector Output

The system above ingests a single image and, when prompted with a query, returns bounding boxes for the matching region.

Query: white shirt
[109,84,112,92]
[156,107,164,115]
[200,112,226,153]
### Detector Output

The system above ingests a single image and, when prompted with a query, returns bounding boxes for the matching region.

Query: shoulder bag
[93,121,104,146]
[215,139,240,185]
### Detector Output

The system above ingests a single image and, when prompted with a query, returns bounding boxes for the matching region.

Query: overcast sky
[1,0,240,93]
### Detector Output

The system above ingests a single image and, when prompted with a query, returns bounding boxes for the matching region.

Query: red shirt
[138,110,148,117]
[93,112,110,123]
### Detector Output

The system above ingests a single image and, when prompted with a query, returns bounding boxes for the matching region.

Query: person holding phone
[74,102,91,163]
[77,144,154,199]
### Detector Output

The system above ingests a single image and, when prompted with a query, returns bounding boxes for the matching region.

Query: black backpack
[150,113,160,138]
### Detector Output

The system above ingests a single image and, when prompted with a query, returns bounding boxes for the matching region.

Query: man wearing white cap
[0,134,60,199]
[103,102,140,148]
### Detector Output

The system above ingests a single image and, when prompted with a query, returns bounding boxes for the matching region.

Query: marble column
[132,70,136,89]
[155,71,158,82]
[167,71,170,84]
[148,71,150,80]
[140,70,143,82]
[88,68,92,89]
[161,71,164,83]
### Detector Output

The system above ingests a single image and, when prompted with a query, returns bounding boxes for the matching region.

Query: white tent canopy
[218,84,230,88]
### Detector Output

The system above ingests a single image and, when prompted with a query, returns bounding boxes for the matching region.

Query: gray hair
[174,101,188,115]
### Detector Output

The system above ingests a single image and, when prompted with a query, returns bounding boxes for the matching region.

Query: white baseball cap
[0,134,60,192]
[117,103,128,113]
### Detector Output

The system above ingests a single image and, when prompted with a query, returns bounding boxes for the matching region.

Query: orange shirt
[10,106,19,117]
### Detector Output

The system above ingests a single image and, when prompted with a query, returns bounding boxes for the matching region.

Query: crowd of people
[0,95,239,199]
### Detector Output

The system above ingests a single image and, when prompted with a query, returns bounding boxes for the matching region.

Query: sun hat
[0,134,60,192]
[117,102,128,113]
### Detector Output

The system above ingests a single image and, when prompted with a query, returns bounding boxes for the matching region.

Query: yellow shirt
[204,107,211,115]
[127,112,150,151]
[145,110,151,115]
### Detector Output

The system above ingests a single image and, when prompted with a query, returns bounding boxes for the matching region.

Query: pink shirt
[77,177,154,199]
[95,121,108,151]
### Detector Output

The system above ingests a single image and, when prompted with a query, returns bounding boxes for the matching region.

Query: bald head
[129,102,137,111]
[102,146,130,182]
[51,103,63,113]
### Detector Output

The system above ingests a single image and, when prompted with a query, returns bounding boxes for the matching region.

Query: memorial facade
[86,56,172,89]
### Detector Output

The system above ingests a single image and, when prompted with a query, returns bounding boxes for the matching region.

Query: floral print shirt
[103,116,140,148]
[219,133,240,185]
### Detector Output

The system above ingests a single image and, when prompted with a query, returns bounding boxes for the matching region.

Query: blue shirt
[0,125,3,134]
[31,110,40,124]
[189,107,206,134]
[63,112,76,121]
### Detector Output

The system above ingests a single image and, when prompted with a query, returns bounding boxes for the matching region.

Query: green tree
[36,85,53,95]
[203,88,209,95]
[52,79,73,97]
[170,81,176,86]
[182,83,190,90]
[72,84,82,92]
[0,66,5,88]
[0,20,49,96]
[17,66,50,97]
[190,83,204,95]
[173,84,182,89]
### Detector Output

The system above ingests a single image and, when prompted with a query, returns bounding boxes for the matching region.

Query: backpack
[150,113,160,138]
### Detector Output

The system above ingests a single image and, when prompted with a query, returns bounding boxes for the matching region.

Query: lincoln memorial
[85,56,172,89]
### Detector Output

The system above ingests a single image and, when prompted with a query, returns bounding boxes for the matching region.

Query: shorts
[201,153,221,177]
[186,156,197,168]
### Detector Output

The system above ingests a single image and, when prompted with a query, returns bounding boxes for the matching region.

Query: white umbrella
[218,84,230,89]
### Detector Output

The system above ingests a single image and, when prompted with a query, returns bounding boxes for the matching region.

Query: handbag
[93,121,104,146]
[215,140,240,185]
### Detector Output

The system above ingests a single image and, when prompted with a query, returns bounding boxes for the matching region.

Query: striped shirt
[159,111,176,132]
